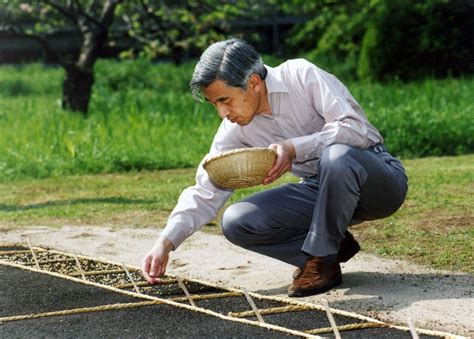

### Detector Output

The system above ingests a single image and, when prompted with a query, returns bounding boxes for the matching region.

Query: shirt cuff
[291,135,319,164]
[160,223,189,249]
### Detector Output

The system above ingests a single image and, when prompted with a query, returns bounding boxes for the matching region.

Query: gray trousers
[221,144,408,268]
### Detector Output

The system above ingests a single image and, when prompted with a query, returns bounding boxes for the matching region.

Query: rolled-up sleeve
[290,64,370,163]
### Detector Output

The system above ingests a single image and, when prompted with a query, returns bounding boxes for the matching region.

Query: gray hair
[190,38,267,101]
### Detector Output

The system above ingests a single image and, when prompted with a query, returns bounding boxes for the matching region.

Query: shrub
[358,0,474,80]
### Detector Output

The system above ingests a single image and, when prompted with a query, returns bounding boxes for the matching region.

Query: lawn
[0,60,472,182]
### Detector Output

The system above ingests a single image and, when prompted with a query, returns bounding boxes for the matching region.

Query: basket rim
[203,147,276,168]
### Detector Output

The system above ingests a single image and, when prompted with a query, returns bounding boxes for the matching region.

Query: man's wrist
[283,139,296,160]
[157,236,175,252]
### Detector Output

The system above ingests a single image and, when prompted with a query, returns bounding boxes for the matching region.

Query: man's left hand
[264,140,295,185]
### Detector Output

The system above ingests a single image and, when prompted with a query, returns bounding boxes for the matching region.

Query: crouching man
[142,38,408,297]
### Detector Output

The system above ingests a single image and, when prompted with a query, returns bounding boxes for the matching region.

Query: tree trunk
[60,0,120,115]
[62,64,94,115]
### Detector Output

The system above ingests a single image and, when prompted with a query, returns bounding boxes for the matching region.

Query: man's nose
[216,104,229,119]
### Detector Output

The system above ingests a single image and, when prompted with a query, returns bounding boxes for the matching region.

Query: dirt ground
[1,225,472,337]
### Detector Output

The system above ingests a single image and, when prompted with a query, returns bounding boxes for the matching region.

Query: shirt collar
[264,65,289,93]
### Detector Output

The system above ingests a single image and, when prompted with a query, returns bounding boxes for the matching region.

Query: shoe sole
[287,274,343,298]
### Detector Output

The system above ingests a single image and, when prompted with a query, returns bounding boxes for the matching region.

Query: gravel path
[1,225,472,337]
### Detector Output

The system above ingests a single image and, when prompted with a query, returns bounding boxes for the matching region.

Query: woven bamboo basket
[203,148,277,190]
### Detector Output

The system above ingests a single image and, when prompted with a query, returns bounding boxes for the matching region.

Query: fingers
[141,256,155,284]
[264,143,291,184]
[151,256,168,278]
[266,152,285,177]
[264,161,291,185]
[264,163,283,184]
[141,239,173,285]
[142,255,167,284]
[157,256,168,278]
[264,162,289,184]
[149,256,160,276]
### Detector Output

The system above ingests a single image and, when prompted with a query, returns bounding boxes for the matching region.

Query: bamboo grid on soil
[0,244,462,338]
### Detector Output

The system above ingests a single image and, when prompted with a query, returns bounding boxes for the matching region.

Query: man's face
[202,77,261,126]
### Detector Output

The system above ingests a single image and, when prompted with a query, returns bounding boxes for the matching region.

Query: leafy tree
[281,1,371,77]
[1,0,122,114]
[118,0,285,63]
[285,0,473,81]
[358,0,474,80]
[0,0,287,115]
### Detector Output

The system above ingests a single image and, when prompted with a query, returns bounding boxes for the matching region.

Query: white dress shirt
[160,59,383,248]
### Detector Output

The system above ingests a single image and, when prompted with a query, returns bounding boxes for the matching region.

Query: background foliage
[0,60,472,182]
[0,0,472,181]
[2,0,472,81]
[357,0,474,80]
[284,0,473,81]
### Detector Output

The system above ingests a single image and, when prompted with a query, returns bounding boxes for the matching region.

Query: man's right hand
[142,236,174,284]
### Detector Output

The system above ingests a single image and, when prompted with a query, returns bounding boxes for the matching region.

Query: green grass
[0,60,219,181]
[352,155,473,273]
[350,78,474,157]
[0,59,473,182]
[0,155,472,273]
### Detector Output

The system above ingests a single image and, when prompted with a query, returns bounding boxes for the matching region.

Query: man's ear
[248,74,262,92]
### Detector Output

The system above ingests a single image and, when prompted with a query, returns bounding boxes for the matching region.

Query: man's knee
[221,202,251,245]
[319,144,368,186]
[320,144,355,174]
[222,200,278,247]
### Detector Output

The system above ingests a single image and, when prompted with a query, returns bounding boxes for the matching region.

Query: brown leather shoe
[288,257,342,297]
[292,231,360,280]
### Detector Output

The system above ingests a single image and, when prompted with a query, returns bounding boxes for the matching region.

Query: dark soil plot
[180,294,288,314]
[0,250,122,275]
[248,312,440,338]
[0,245,29,251]
[0,265,140,317]
[246,309,365,332]
[85,269,147,286]
[131,280,227,298]
[0,251,64,264]
[40,258,120,276]
[333,327,439,338]
[0,247,451,338]
[1,301,296,338]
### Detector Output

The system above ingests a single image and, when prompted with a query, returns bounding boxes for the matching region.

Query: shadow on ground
[257,271,474,313]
